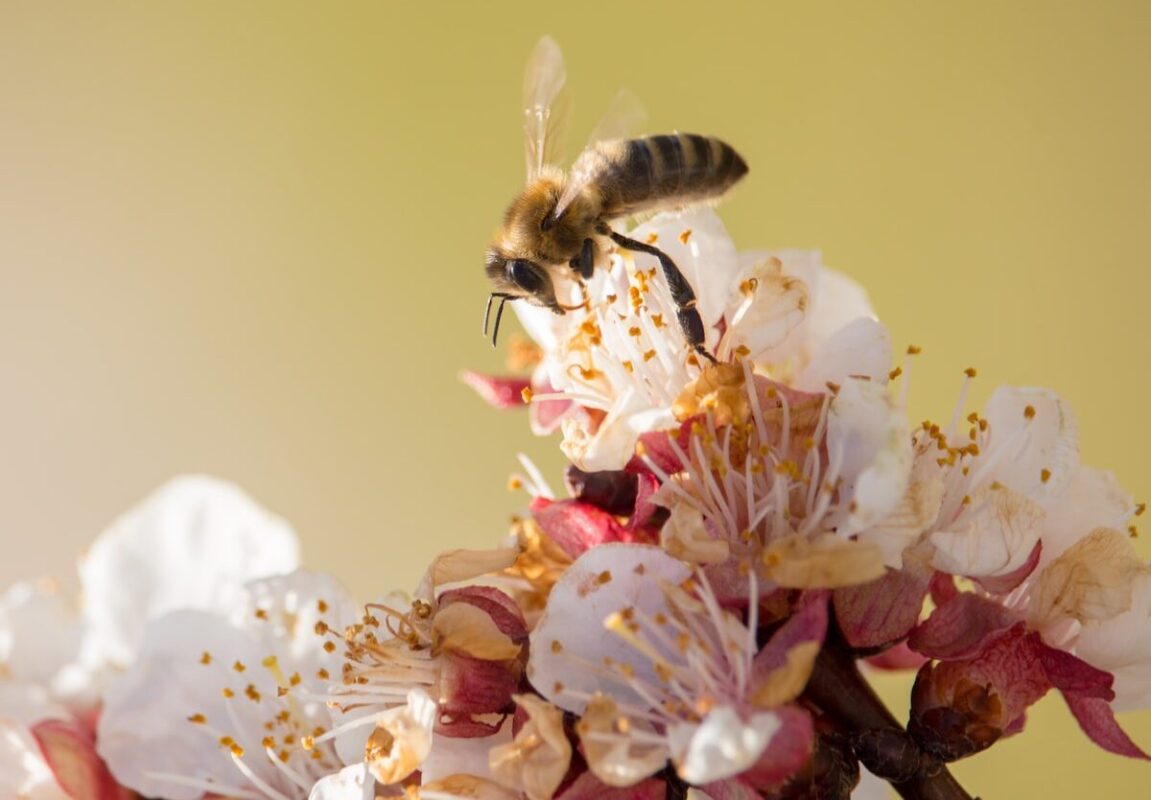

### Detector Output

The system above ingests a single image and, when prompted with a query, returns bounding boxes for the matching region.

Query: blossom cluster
[4,209,1149,800]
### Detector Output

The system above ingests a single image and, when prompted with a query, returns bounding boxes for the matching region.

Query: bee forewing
[552,88,647,221]
[522,36,571,182]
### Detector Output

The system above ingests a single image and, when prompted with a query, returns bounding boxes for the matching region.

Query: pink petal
[459,371,530,409]
[866,641,928,671]
[972,540,1042,595]
[531,378,576,434]
[531,498,629,559]
[908,593,1020,660]
[557,772,665,800]
[31,719,131,800]
[833,565,929,650]
[929,572,958,606]
[1036,644,1114,700]
[1063,693,1151,759]
[629,425,691,476]
[752,592,828,680]
[626,473,663,535]
[741,705,815,792]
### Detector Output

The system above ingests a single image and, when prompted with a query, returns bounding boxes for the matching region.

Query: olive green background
[1,1,1148,795]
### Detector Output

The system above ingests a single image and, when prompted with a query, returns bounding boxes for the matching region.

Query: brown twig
[802,630,978,800]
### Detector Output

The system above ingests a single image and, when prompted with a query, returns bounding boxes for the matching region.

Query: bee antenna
[491,297,509,348]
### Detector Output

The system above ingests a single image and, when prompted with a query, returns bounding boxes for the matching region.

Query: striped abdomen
[594,133,748,218]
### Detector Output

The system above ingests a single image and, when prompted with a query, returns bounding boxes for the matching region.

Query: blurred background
[1,1,1148,795]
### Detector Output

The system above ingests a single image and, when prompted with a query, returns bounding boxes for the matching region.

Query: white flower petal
[79,475,300,667]
[795,317,892,394]
[979,387,1079,499]
[668,707,779,784]
[801,266,876,351]
[826,379,912,536]
[1040,465,1133,566]
[1076,571,1151,711]
[0,582,83,690]
[527,544,691,714]
[309,763,374,800]
[930,486,1044,580]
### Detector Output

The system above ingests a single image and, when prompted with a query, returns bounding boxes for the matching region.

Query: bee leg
[607,231,718,364]
[569,238,596,280]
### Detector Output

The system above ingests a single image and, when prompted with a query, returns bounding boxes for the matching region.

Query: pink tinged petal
[751,593,828,698]
[795,317,892,395]
[980,386,1079,498]
[0,719,70,800]
[1076,571,1151,711]
[532,498,630,559]
[930,486,1045,585]
[738,706,815,792]
[438,654,521,727]
[631,426,690,476]
[1062,693,1150,759]
[528,544,693,714]
[459,371,531,409]
[438,587,529,646]
[908,593,1020,661]
[668,707,782,785]
[531,390,576,435]
[556,772,665,800]
[834,564,930,650]
[308,763,374,800]
[79,475,300,667]
[866,642,927,671]
[1040,465,1133,566]
[972,540,1042,595]
[627,473,663,535]
[826,379,913,536]
[1036,644,1114,700]
[32,719,130,800]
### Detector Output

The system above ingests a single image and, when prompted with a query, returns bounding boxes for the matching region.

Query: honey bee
[483,37,748,362]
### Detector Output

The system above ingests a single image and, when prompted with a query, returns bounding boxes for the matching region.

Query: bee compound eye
[508,260,544,294]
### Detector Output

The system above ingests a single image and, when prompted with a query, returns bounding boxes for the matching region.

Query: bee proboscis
[482,37,749,362]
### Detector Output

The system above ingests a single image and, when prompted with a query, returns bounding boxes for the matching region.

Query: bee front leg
[607,230,718,365]
[569,238,595,280]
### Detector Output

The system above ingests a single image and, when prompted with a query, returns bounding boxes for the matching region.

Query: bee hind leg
[607,230,718,365]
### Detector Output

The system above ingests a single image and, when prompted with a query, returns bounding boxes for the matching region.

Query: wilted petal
[489,694,571,800]
[578,693,669,787]
[1062,693,1150,760]
[834,562,930,650]
[750,593,827,708]
[909,593,1020,661]
[763,534,886,590]
[661,501,729,565]
[420,774,523,800]
[1028,528,1143,634]
[532,498,629,559]
[366,689,437,783]
[720,257,808,362]
[79,475,300,667]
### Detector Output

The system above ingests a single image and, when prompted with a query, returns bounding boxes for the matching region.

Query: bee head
[483,249,562,313]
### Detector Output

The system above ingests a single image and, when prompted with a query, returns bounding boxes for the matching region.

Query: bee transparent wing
[552,88,647,220]
[523,36,571,182]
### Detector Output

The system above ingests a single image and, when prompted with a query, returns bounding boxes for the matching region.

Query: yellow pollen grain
[1136,503,1147,517]
[735,344,751,357]
[520,386,533,404]
[646,232,659,244]
[652,313,665,328]
[323,641,336,653]
[262,735,276,750]
[317,599,329,614]
[550,640,563,653]
[967,412,979,423]
[1041,468,1052,483]
[188,713,207,724]
[1129,525,1139,538]
[290,673,302,687]
[254,608,268,621]
[629,326,642,337]
[907,345,922,355]
[679,228,693,244]
[964,367,977,378]
[222,687,235,698]
[825,381,841,395]
[316,667,330,680]
[622,360,634,373]
[245,684,261,702]
[233,661,246,673]
[596,570,613,585]
[277,686,289,698]
[962,495,972,505]
[200,652,212,665]
[643,349,657,362]
[262,655,278,669]
[1024,405,1037,420]
[553,681,565,694]
[301,735,316,751]
[606,293,618,304]
[278,750,290,763]
[314,621,329,635]
[888,366,903,380]
[507,476,524,491]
